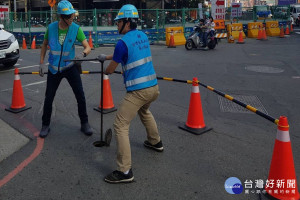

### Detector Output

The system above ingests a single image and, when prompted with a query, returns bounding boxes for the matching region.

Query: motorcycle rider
[197,19,205,44]
[202,16,215,49]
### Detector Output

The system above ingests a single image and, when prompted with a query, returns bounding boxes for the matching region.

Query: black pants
[42,66,88,126]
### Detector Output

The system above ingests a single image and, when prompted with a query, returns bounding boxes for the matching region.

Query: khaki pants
[114,85,160,172]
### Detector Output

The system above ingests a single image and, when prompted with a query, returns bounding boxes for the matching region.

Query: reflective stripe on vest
[124,56,152,71]
[125,74,157,87]
[49,62,73,72]
[50,50,70,56]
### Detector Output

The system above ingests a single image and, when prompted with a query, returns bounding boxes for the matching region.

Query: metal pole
[14,0,17,21]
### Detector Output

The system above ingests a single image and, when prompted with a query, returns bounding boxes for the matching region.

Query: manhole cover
[245,65,284,73]
[218,94,268,114]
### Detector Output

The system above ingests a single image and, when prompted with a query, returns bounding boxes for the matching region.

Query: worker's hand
[97,54,107,62]
[74,53,85,65]
[39,63,46,77]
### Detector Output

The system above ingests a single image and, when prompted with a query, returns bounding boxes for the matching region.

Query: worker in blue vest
[97,4,163,183]
[38,0,92,138]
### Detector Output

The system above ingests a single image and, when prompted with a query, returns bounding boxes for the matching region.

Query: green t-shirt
[44,26,86,45]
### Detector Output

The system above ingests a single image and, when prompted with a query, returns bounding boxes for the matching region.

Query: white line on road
[1,81,46,92]
[89,61,100,64]
[0,64,49,73]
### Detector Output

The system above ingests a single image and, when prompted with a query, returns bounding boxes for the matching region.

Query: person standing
[98,4,163,183]
[38,0,92,138]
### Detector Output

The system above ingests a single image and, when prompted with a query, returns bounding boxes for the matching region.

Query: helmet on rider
[115,4,139,34]
[57,0,77,25]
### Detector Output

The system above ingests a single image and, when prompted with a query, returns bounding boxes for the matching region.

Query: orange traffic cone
[265,116,300,200]
[236,30,245,44]
[261,27,267,41]
[168,30,176,48]
[94,74,117,114]
[22,36,27,49]
[257,27,262,40]
[178,77,212,135]
[285,24,290,35]
[5,68,31,113]
[31,35,36,49]
[280,25,285,38]
[88,32,94,49]
[290,23,294,33]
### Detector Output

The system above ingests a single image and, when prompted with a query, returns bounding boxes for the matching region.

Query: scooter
[185,25,218,50]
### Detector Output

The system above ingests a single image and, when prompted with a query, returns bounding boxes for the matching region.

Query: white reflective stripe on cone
[276,130,290,142]
[192,86,199,93]
[15,75,20,80]
[104,74,109,80]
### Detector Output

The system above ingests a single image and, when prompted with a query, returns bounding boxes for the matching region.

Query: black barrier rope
[20,58,279,125]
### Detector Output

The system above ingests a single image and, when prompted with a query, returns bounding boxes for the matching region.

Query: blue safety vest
[48,21,79,74]
[121,30,157,92]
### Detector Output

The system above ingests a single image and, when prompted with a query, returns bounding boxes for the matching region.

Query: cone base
[178,124,212,135]
[5,106,32,113]
[94,106,117,114]
[237,41,245,44]
[168,46,176,48]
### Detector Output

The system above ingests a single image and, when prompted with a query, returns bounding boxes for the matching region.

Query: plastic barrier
[227,23,245,40]
[165,27,186,46]
[266,21,280,37]
[247,22,263,38]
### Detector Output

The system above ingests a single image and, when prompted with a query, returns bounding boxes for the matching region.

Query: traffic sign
[211,0,225,20]
[48,0,56,7]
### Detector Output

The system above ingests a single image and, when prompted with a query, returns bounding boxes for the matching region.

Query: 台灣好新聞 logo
[225,177,243,194]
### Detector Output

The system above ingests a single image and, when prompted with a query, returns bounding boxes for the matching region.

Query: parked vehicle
[185,25,217,50]
[254,5,272,19]
[0,24,20,67]
[290,4,300,26]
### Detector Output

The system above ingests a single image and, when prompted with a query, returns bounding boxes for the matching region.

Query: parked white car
[290,4,300,26]
[0,24,20,67]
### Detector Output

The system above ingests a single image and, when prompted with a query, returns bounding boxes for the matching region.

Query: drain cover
[245,65,284,73]
[218,94,268,114]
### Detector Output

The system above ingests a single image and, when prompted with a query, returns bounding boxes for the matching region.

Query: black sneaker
[144,140,164,152]
[81,122,93,136]
[104,169,134,184]
[39,125,50,138]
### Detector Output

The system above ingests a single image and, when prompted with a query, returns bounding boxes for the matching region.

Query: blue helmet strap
[119,18,128,34]
[62,18,69,26]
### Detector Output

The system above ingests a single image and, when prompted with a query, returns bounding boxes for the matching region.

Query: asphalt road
[1,31,300,200]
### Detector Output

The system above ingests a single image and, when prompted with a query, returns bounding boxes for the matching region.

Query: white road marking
[1,81,46,92]
[0,63,49,73]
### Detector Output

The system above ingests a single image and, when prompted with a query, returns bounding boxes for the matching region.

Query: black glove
[97,54,107,62]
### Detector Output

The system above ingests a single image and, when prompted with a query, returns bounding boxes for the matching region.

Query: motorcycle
[185,25,218,50]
